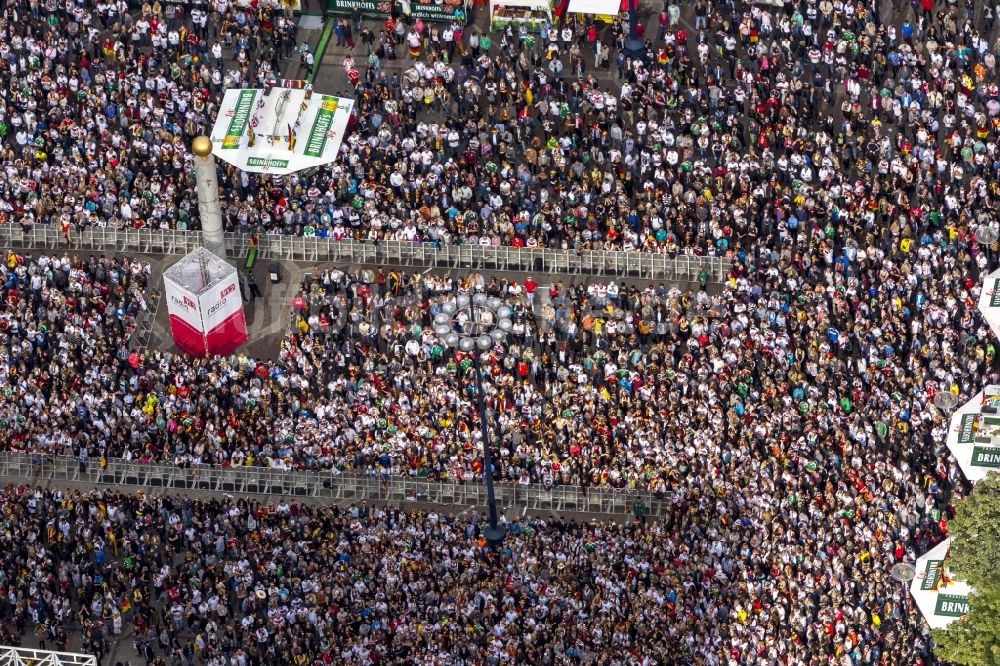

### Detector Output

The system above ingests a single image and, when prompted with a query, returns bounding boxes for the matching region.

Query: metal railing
[128,285,161,352]
[0,646,96,666]
[0,454,671,519]
[0,227,731,283]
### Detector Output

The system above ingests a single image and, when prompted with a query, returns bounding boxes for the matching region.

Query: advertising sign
[199,274,244,334]
[164,277,207,357]
[326,0,468,22]
[221,90,259,149]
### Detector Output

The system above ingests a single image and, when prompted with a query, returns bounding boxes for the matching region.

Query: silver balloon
[445,332,460,348]
[442,301,457,315]
[490,328,506,342]
[487,297,502,311]
[434,312,450,326]
[476,335,492,350]
[498,318,513,332]
[434,324,452,337]
[934,392,959,411]
[497,306,512,319]
[459,337,475,352]
[976,226,999,244]
[457,294,470,308]
[891,562,917,582]
[472,293,488,307]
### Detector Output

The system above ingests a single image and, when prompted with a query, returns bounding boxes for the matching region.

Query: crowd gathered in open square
[0,0,998,663]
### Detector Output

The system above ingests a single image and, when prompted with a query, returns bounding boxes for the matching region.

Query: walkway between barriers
[0,227,732,284]
[0,454,672,520]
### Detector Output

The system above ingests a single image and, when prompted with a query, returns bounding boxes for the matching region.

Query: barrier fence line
[0,227,732,284]
[0,454,671,519]
[0,646,97,666]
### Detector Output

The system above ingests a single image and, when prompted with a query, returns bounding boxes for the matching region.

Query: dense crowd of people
[4,0,998,257]
[0,0,294,233]
[0,484,943,665]
[0,247,984,662]
[0,0,997,663]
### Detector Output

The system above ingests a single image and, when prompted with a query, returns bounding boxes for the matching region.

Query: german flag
[288,124,296,151]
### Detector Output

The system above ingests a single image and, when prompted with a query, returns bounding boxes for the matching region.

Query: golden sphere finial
[192,136,213,157]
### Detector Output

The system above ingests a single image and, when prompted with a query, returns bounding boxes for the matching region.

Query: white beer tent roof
[978,267,1000,340]
[210,79,354,175]
[946,387,1000,482]
[910,538,972,630]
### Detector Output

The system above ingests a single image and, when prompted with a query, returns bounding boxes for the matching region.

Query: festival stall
[562,0,624,23]
[490,0,551,31]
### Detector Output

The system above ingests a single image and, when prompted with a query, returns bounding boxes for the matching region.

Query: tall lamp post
[891,562,916,619]
[975,224,998,266]
[434,292,513,547]
[623,0,646,60]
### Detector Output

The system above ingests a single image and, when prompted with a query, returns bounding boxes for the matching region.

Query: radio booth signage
[163,248,248,357]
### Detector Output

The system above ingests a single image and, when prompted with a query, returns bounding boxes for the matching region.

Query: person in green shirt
[633,499,647,525]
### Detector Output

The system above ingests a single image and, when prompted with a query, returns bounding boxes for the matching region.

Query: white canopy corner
[910,538,972,630]
[978,267,1000,341]
[947,388,1000,482]
[567,0,620,14]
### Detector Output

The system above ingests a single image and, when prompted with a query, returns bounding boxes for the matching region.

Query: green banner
[956,414,976,445]
[304,97,339,158]
[326,0,466,22]
[921,559,943,591]
[991,279,1000,307]
[972,445,1000,468]
[935,593,969,618]
[223,90,257,150]
[246,157,290,169]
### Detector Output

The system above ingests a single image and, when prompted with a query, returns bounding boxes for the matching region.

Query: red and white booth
[164,248,248,357]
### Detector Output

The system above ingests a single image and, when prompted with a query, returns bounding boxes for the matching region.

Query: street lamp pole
[624,0,646,60]
[472,348,505,546]
[436,292,512,548]
[891,562,916,623]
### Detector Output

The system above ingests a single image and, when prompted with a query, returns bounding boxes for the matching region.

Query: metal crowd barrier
[0,227,731,284]
[0,646,96,666]
[0,454,671,519]
[128,285,161,353]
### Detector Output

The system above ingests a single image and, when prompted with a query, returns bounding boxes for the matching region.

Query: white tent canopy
[946,387,1000,482]
[210,80,354,176]
[978,267,1000,341]
[910,539,972,630]
[567,0,620,14]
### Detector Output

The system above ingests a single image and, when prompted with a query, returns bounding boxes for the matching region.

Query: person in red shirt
[524,276,538,296]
